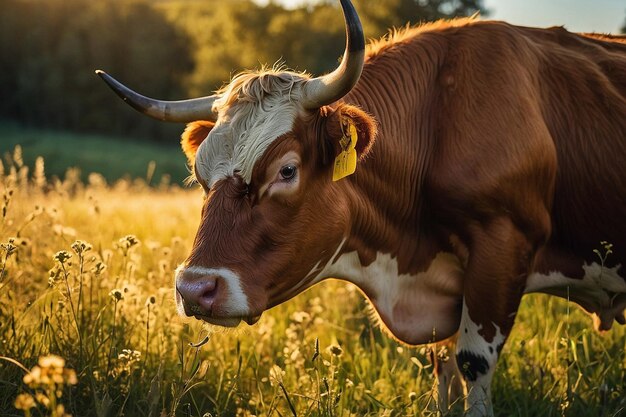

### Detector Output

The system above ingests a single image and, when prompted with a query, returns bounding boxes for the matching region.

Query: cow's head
[96,0,376,327]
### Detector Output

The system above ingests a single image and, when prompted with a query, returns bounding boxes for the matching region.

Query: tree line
[16,0,613,142]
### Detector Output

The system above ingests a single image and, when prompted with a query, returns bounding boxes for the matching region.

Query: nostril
[197,278,218,309]
[176,272,220,315]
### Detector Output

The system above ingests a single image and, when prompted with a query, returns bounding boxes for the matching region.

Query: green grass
[0,122,190,185]
[0,155,624,417]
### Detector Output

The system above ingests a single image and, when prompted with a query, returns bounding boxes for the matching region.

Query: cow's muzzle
[175,265,261,327]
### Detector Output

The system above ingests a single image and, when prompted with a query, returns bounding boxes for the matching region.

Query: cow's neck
[341,39,445,274]
[317,45,464,344]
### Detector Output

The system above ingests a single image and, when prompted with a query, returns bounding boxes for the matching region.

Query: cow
[96,1,626,415]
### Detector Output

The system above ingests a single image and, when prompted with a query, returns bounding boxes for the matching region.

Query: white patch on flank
[194,71,311,188]
[456,301,505,417]
[177,265,250,316]
[526,262,626,294]
[525,262,626,329]
[314,250,464,344]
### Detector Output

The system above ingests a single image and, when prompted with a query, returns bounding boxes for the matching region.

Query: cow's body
[98,3,626,415]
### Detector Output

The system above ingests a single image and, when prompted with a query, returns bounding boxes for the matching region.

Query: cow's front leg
[455,218,538,416]
[432,336,465,412]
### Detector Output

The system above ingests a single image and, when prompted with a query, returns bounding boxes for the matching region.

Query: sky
[259,0,625,34]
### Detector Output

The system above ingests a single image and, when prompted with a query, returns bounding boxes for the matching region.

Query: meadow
[0,145,624,417]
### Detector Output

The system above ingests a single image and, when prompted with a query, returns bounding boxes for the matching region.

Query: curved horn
[301,0,365,109]
[95,70,218,123]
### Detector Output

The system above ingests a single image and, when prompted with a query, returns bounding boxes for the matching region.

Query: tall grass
[0,147,624,417]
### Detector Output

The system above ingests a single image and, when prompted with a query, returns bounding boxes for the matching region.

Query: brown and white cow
[97,1,626,415]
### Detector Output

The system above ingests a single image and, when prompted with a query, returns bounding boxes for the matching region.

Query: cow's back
[533,28,626,264]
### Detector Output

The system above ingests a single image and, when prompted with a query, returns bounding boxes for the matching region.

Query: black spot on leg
[456,350,489,382]
[464,328,468,334]
[488,346,493,354]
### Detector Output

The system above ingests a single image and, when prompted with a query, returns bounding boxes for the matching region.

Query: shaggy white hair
[195,68,313,187]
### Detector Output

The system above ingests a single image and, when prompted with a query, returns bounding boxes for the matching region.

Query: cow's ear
[325,104,377,161]
[180,121,215,165]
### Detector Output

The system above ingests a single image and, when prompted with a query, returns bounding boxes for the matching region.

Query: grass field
[0,146,624,417]
[0,122,190,185]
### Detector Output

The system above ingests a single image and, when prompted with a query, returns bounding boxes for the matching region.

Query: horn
[95,70,218,123]
[301,0,365,109]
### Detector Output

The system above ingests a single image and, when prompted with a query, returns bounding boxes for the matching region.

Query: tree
[0,0,487,141]
[346,0,485,37]
[0,0,193,141]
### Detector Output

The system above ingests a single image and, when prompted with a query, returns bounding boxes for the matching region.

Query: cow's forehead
[195,70,311,187]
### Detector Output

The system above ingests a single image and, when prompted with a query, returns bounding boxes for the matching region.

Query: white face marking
[525,262,626,330]
[456,300,505,417]
[313,250,464,344]
[175,265,250,317]
[194,72,310,188]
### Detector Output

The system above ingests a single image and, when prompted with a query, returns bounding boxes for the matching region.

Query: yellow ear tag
[332,119,358,182]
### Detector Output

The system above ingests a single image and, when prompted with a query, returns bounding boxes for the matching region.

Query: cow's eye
[279,164,297,181]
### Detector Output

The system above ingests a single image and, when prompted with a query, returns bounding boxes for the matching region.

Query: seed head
[109,289,124,301]
[1,238,18,257]
[118,235,140,250]
[71,240,93,255]
[53,251,72,264]
[327,344,343,357]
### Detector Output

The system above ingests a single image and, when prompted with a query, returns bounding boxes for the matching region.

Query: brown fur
[173,19,625,412]
[180,17,625,352]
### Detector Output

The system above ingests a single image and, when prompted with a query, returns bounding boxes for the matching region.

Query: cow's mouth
[193,313,262,327]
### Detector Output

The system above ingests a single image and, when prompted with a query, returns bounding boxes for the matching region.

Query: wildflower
[118,349,141,362]
[327,344,343,357]
[55,404,72,417]
[14,393,35,410]
[145,295,156,306]
[117,235,140,250]
[268,364,284,387]
[53,251,72,265]
[290,311,310,323]
[71,240,92,255]
[64,369,78,385]
[39,355,65,369]
[408,391,417,402]
[23,354,77,390]
[1,238,17,257]
[23,366,41,386]
[437,346,450,362]
[35,392,50,407]
[145,240,160,251]
[52,225,77,238]
[109,289,124,301]
[90,261,106,275]
[114,349,141,379]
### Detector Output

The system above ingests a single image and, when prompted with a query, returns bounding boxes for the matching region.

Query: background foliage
[0,0,485,142]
